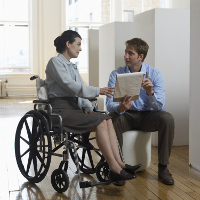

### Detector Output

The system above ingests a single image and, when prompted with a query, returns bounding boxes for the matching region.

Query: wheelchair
[15,75,112,193]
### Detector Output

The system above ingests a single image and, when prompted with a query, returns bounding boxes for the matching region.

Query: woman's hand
[100,87,115,98]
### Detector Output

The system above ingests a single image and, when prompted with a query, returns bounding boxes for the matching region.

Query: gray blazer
[45,54,100,111]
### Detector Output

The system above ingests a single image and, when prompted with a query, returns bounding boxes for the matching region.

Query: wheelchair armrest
[33,98,49,104]
[93,108,108,115]
[88,98,97,102]
[88,97,108,114]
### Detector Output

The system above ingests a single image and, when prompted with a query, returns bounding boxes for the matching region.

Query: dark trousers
[109,110,175,165]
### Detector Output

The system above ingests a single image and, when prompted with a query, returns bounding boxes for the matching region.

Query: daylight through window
[0,0,30,74]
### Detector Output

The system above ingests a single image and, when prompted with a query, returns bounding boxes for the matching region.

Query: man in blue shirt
[106,38,174,185]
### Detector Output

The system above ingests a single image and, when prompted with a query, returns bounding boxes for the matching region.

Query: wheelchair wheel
[69,132,105,174]
[51,169,69,193]
[15,110,52,183]
[96,161,110,182]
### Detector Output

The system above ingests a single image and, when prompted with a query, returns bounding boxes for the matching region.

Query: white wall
[38,0,63,79]
[0,0,63,97]
[189,0,200,171]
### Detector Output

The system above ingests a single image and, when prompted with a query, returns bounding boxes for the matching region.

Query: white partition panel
[133,8,190,146]
[99,22,134,87]
[189,0,200,171]
[88,29,99,87]
[155,9,190,146]
[99,22,134,109]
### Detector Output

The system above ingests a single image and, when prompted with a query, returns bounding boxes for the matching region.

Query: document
[113,72,144,102]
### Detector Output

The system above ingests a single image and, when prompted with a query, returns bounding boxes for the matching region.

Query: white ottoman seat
[122,130,151,171]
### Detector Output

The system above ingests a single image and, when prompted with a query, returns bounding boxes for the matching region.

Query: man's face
[124,45,143,68]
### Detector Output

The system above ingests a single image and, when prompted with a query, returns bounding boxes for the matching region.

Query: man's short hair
[125,38,149,61]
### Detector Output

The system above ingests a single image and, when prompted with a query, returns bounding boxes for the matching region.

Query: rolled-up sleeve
[148,71,165,111]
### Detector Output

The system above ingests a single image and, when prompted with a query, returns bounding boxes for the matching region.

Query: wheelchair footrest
[80,181,92,188]
[80,181,111,188]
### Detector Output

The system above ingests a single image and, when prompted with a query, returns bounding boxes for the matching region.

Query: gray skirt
[49,97,111,134]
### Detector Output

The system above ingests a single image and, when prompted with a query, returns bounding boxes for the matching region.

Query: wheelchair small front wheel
[51,169,69,193]
[96,161,110,182]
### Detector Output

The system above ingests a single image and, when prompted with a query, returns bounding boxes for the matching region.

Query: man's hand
[117,94,133,113]
[100,87,115,98]
[84,110,94,114]
[141,72,154,96]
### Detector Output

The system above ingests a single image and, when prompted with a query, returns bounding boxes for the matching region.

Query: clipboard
[113,72,144,102]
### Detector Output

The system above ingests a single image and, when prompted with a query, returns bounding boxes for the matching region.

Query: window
[66,0,169,84]
[123,0,166,16]
[67,0,109,85]
[0,0,30,74]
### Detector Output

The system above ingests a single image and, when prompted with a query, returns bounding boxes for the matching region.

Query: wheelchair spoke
[20,147,30,158]
[93,149,104,158]
[33,126,43,144]
[25,120,32,141]
[32,118,38,137]
[26,152,33,175]
[81,149,86,167]
[32,153,38,175]
[35,149,46,168]
[36,145,49,148]
[20,136,30,145]
[87,149,95,169]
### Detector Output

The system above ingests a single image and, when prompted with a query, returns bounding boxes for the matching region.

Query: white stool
[122,130,151,171]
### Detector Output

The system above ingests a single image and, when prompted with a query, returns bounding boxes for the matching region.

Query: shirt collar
[125,63,146,77]
[58,54,77,69]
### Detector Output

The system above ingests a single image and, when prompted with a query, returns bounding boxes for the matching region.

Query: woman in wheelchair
[45,30,141,183]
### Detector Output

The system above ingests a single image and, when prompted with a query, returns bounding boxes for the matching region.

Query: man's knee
[108,112,123,126]
[109,112,120,121]
[108,112,131,133]
[160,111,174,127]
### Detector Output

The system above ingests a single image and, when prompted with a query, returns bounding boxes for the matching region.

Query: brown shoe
[158,164,174,185]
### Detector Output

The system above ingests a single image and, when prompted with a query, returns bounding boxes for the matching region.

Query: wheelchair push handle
[30,75,39,80]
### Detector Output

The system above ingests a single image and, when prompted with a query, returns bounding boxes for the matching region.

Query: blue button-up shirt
[106,63,165,113]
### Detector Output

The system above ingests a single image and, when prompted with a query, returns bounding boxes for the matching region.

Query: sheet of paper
[113,72,144,102]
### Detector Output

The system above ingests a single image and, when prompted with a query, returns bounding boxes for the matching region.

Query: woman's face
[67,37,82,59]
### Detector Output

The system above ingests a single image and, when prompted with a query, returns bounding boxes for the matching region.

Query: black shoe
[112,180,126,186]
[109,169,136,182]
[124,164,142,174]
[158,164,174,185]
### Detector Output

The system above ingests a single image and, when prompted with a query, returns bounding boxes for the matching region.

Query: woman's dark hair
[54,30,82,53]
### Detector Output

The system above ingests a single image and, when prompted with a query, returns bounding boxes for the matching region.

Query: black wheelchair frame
[14,75,112,193]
